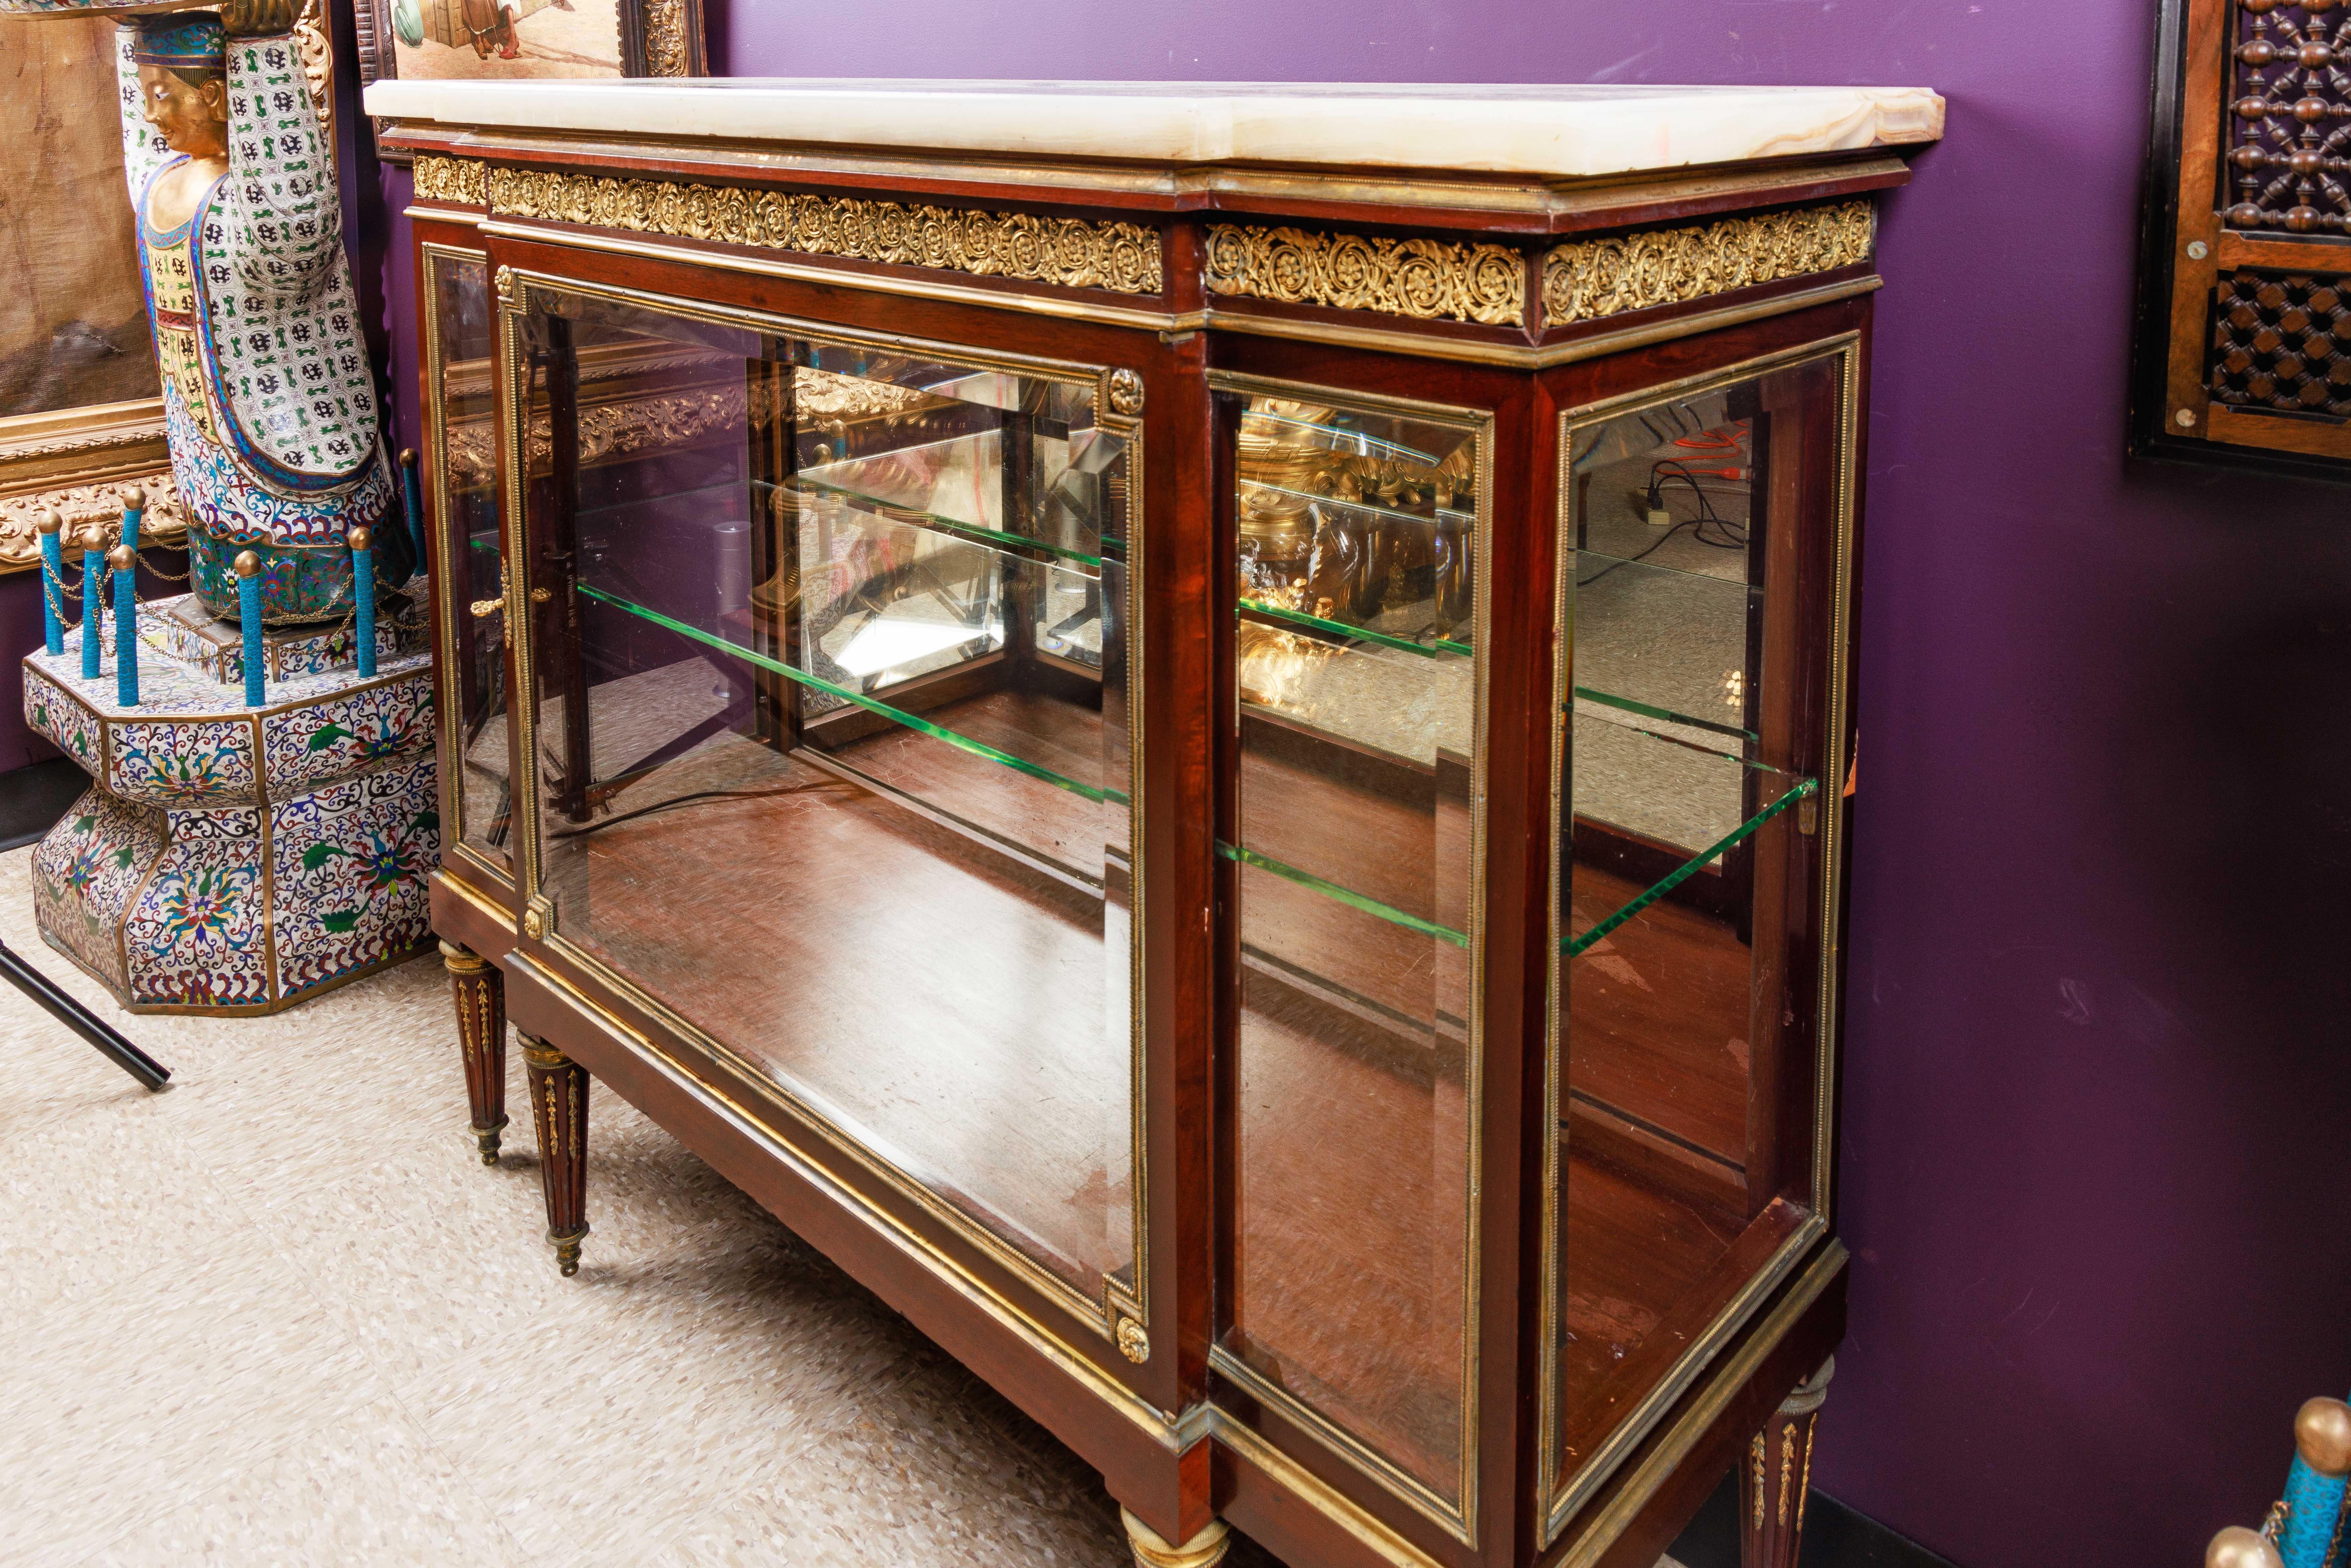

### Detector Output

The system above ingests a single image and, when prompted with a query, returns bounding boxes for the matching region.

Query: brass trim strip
[1551,1243,1848,1568]
[448,838,515,894]
[1213,1419,1443,1568]
[1541,332,1864,1543]
[1812,345,1862,1227]
[1211,1348,1468,1544]
[434,863,512,929]
[1205,365,1493,1543]
[493,266,542,914]
[405,204,487,230]
[491,265,1155,1350]
[501,947,1198,1443]
[421,242,483,867]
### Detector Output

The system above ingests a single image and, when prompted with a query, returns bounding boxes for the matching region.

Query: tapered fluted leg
[520,1033,590,1276]
[1120,1507,1229,1568]
[441,942,508,1165]
[1741,1357,1833,1568]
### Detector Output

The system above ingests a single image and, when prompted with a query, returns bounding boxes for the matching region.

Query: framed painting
[353,0,705,160]
[0,8,182,570]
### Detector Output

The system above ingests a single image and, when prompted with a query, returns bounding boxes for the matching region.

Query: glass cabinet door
[425,249,511,874]
[508,283,1141,1323]
[1216,382,1484,1515]
[1548,348,1851,1506]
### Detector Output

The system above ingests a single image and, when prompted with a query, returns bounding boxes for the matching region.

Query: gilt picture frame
[352,0,705,163]
[0,0,345,572]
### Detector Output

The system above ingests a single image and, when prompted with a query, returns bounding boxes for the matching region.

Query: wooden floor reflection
[541,681,1789,1510]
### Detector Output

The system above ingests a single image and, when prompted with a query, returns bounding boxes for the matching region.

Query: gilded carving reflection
[1204,224,1524,326]
[486,168,1164,295]
[1,478,185,571]
[1541,201,1873,326]
[642,0,689,75]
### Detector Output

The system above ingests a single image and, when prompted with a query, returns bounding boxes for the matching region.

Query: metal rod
[350,527,378,679]
[111,545,138,707]
[36,512,64,656]
[399,447,426,565]
[80,531,103,682]
[0,939,169,1091]
[236,550,264,707]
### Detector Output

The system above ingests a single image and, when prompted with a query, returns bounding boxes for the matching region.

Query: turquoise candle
[349,526,377,679]
[109,545,138,708]
[80,530,103,682]
[2280,1399,2351,1568]
[35,511,63,657]
[235,550,264,708]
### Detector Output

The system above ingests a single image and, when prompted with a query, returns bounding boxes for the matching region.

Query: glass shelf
[1565,775,1814,958]
[574,581,1124,807]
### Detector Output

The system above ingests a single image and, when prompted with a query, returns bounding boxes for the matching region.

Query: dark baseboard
[0,759,89,852]
[1669,1475,1961,1568]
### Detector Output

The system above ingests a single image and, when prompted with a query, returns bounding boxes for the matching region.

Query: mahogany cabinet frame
[399,121,1901,1568]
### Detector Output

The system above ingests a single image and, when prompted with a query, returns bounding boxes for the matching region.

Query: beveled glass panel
[1221,391,1479,1507]
[1551,358,1843,1497]
[517,288,1136,1304]
[428,251,509,867]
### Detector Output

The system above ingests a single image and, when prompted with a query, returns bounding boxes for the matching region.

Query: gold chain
[136,549,191,583]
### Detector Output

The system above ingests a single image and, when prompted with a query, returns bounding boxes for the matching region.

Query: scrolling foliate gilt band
[413,155,487,207]
[482,167,1165,295]
[1541,200,1874,326]
[1204,224,1525,326]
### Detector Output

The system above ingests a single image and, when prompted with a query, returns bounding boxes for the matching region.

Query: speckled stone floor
[0,838,1702,1568]
[0,842,1292,1568]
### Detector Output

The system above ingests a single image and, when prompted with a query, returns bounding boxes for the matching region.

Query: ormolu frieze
[412,154,487,208]
[1541,200,1873,327]
[1204,224,1525,326]
[484,168,1165,295]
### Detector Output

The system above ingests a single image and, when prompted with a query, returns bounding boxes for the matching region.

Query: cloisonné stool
[20,594,437,1013]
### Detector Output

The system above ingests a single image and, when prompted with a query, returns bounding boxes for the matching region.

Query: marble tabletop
[365,79,1943,180]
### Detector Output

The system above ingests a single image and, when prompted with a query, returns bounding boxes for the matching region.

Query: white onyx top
[364,78,1943,180]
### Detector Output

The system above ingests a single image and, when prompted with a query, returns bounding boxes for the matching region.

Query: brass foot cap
[1120,1508,1229,1568]
[473,1116,508,1166]
[550,1226,589,1278]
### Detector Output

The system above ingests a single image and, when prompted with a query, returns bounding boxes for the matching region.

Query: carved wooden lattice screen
[2136,0,2351,477]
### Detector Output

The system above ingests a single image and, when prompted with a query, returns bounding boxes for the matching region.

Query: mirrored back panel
[508,283,1143,1324]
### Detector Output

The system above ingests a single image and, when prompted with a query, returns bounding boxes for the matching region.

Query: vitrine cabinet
[377,78,1941,1568]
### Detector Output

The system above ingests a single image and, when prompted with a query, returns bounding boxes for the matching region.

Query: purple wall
[0,574,58,773]
[365,5,2351,1565]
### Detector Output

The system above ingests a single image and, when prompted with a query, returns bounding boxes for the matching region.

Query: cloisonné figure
[117,3,412,622]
